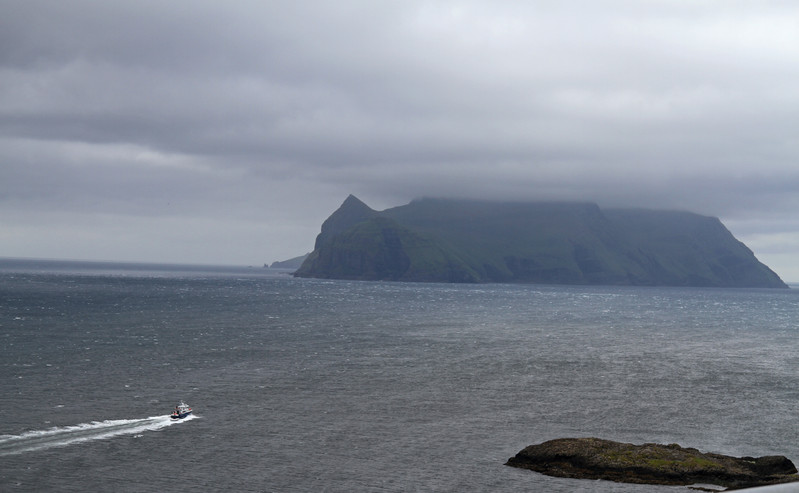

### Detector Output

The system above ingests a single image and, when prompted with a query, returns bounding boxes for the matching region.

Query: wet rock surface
[506,438,799,490]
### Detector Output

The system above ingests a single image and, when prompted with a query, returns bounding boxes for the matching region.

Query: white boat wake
[0,414,196,456]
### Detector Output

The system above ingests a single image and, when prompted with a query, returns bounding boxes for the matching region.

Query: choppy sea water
[1,258,798,492]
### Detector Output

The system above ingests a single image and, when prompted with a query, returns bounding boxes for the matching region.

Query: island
[294,195,787,288]
[506,438,799,490]
[269,253,309,270]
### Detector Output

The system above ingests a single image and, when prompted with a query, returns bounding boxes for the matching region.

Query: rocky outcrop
[506,438,799,490]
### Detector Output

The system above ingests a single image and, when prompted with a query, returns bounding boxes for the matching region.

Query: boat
[170,401,192,419]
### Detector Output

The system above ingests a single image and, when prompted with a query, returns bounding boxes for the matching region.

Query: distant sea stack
[294,195,787,288]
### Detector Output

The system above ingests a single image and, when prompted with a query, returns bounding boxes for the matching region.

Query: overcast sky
[2,1,798,280]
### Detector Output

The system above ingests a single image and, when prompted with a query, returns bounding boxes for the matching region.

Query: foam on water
[0,414,196,456]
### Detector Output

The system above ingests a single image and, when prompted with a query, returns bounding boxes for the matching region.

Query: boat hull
[170,411,191,419]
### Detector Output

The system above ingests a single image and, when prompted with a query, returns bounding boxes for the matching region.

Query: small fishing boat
[170,402,192,419]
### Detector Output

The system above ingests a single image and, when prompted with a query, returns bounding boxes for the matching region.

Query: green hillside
[294,196,787,288]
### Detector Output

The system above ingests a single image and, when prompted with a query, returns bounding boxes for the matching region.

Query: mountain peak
[313,195,376,249]
[341,194,370,210]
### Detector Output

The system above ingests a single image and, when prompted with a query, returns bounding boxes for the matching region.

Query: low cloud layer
[2,1,798,279]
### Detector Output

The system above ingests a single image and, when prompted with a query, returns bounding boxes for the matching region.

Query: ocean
[1,258,798,492]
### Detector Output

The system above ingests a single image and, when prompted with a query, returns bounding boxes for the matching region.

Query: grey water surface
[2,259,797,491]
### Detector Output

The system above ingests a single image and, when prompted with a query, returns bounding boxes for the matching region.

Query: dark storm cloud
[1,1,798,276]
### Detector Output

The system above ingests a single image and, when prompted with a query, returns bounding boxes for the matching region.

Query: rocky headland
[506,438,799,490]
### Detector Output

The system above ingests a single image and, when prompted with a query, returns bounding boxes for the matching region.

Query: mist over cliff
[295,195,787,288]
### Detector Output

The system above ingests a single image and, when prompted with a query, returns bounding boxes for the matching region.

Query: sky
[2,1,798,280]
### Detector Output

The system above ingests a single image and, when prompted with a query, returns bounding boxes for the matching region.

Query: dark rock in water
[506,438,799,490]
